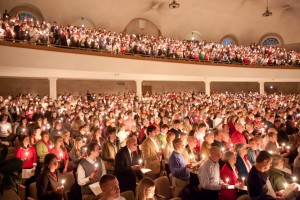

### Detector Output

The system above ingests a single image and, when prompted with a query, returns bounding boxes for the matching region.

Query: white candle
[138,159,143,166]
[94,163,99,173]
[292,176,297,182]
[161,145,165,150]
[284,183,288,190]
[25,152,29,158]
[58,131,61,135]
[83,138,87,143]
[202,155,206,160]
[226,178,229,184]
[282,143,286,147]
[49,145,53,149]
[242,177,245,182]
[22,128,26,132]
[221,147,225,152]
[269,150,273,154]
[84,147,87,152]
[59,153,63,159]
[61,179,65,185]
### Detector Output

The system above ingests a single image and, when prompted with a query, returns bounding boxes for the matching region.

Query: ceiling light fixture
[262,0,272,17]
[169,0,180,9]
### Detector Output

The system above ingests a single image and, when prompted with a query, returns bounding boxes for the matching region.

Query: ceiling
[1,0,300,49]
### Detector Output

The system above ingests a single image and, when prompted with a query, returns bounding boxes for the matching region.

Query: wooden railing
[1,40,299,70]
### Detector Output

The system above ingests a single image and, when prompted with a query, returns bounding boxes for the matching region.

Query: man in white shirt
[99,174,125,200]
[198,146,228,199]
[78,142,106,200]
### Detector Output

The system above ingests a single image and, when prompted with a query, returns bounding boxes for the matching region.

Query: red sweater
[231,130,247,144]
[220,163,238,200]
[15,146,37,169]
[50,148,69,166]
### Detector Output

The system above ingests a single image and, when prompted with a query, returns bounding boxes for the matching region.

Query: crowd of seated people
[1,12,300,67]
[0,91,299,200]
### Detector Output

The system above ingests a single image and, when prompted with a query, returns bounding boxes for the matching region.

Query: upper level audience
[0,91,299,200]
[1,13,300,67]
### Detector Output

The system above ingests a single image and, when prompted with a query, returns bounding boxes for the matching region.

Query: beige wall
[264,82,300,94]
[0,77,49,97]
[142,81,205,93]
[57,79,136,96]
[211,82,259,93]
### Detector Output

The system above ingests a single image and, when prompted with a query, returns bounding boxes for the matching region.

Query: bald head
[268,127,278,134]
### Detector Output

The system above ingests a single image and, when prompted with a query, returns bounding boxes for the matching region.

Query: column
[135,80,142,97]
[205,81,211,96]
[259,81,265,95]
[48,77,57,99]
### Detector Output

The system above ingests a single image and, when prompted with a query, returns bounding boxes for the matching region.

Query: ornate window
[262,37,280,46]
[18,11,38,21]
[222,38,235,45]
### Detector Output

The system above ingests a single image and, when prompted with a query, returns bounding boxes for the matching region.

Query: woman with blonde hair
[69,137,86,181]
[50,136,69,173]
[136,177,157,200]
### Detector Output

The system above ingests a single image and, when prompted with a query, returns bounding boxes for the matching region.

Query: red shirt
[50,148,69,166]
[15,146,37,169]
[231,130,247,144]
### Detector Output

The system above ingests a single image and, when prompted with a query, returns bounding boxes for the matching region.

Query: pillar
[135,80,142,97]
[205,81,211,96]
[48,77,57,99]
[259,81,265,95]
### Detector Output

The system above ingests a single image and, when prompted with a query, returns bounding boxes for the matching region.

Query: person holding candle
[0,114,15,143]
[36,153,64,200]
[182,135,198,164]
[220,151,239,200]
[157,124,169,146]
[16,117,29,140]
[169,138,193,197]
[267,154,299,199]
[247,137,260,166]
[15,135,37,197]
[114,136,141,194]
[231,123,247,145]
[90,127,105,149]
[36,131,53,169]
[141,125,162,180]
[247,151,275,199]
[102,127,120,174]
[235,143,251,180]
[50,136,69,173]
[69,137,86,181]
[198,146,228,199]
[77,142,106,200]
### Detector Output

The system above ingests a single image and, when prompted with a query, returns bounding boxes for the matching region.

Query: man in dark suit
[114,136,141,194]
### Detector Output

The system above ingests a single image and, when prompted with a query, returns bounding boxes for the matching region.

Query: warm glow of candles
[138,159,143,166]
[221,147,225,152]
[226,178,229,183]
[83,138,87,142]
[59,153,63,158]
[242,177,245,181]
[49,145,53,149]
[269,150,273,154]
[202,155,206,160]
[84,147,87,152]
[161,145,165,150]
[292,176,297,182]
[282,143,286,147]
[286,145,291,150]
[25,152,29,157]
[61,179,65,185]
[284,183,288,190]
[94,163,99,173]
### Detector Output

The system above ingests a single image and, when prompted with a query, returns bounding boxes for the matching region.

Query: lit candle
[269,150,273,154]
[282,143,286,147]
[286,145,291,153]
[189,154,194,164]
[161,145,165,150]
[292,176,297,182]
[138,159,143,167]
[22,128,26,133]
[25,151,29,159]
[58,131,61,135]
[221,147,225,152]
[61,179,65,186]
[284,183,288,190]
[49,145,53,149]
[226,178,229,184]
[84,147,87,152]
[201,155,206,160]
[59,153,63,161]
[241,177,245,182]
[94,163,99,173]
[83,138,87,143]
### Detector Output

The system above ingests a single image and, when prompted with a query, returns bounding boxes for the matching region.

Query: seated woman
[15,135,37,196]
[36,153,64,200]
[136,177,160,200]
[50,136,69,173]
[36,131,53,169]
[267,154,299,200]
[220,151,240,200]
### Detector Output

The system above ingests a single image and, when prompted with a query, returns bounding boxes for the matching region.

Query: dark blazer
[235,154,249,179]
[36,169,63,200]
[114,147,137,194]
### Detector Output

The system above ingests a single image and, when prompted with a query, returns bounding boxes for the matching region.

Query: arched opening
[124,18,161,37]
[220,34,239,46]
[183,31,204,42]
[9,4,44,21]
[259,33,284,46]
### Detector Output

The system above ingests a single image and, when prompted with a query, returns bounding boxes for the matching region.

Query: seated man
[247,150,276,200]
[198,146,228,199]
[169,138,193,197]
[99,174,125,200]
